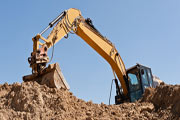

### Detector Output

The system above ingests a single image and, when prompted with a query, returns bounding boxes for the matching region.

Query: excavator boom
[24,8,155,104]
[42,8,128,96]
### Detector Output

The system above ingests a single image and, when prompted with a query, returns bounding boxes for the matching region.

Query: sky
[0,0,179,104]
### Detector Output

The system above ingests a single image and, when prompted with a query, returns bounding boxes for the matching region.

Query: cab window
[128,72,140,92]
[128,73,138,85]
[141,69,149,85]
[147,69,153,87]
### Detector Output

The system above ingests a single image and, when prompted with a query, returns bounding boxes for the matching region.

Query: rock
[86,117,93,120]
[140,104,154,113]
[86,111,92,116]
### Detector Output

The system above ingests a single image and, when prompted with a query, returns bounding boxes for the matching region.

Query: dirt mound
[0,82,179,120]
[141,83,180,116]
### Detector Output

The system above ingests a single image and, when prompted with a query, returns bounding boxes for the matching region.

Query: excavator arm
[28,8,129,101]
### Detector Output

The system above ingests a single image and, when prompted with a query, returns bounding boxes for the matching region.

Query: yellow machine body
[24,8,155,104]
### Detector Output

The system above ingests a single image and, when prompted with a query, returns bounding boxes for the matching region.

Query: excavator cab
[126,64,154,102]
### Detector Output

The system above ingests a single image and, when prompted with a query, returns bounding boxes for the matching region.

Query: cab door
[140,67,154,92]
[127,68,143,102]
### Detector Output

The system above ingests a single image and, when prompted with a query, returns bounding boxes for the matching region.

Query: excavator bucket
[23,63,70,89]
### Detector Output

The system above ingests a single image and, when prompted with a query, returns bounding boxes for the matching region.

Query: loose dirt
[0,81,179,120]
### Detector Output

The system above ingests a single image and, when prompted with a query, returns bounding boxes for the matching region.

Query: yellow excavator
[23,8,154,104]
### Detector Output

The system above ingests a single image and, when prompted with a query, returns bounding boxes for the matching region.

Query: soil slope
[0,81,179,120]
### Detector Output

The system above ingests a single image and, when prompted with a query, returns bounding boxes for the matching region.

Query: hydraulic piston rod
[40,11,67,35]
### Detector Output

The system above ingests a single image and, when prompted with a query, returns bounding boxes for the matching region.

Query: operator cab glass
[140,67,154,91]
[126,64,154,102]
